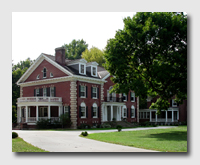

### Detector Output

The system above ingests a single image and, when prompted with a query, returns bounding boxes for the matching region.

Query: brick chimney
[55,47,66,66]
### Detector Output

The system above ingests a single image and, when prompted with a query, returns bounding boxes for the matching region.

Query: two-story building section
[16,47,139,129]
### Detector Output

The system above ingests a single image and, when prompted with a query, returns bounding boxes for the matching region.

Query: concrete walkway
[14,126,175,152]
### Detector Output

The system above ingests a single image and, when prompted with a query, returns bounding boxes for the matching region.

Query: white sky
[12,12,136,64]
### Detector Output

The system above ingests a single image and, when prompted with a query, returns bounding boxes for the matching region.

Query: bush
[59,113,72,128]
[116,125,122,132]
[12,132,18,138]
[102,123,111,128]
[81,131,88,136]
[36,119,51,129]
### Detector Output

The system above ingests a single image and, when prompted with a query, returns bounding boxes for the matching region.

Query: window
[131,105,135,118]
[80,86,86,97]
[36,74,40,79]
[92,87,97,98]
[123,93,127,101]
[92,103,98,118]
[131,92,135,102]
[92,67,97,76]
[43,68,46,78]
[64,106,70,118]
[172,99,177,107]
[80,102,86,118]
[50,72,53,77]
[50,87,55,97]
[43,88,47,97]
[81,64,84,74]
[123,105,127,118]
[36,88,39,97]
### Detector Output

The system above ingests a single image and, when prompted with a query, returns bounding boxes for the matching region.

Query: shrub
[116,125,122,132]
[102,123,111,128]
[81,131,88,136]
[59,113,72,128]
[36,119,50,129]
[12,132,18,138]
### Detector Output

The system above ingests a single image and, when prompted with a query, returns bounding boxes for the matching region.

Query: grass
[12,137,48,152]
[85,126,187,152]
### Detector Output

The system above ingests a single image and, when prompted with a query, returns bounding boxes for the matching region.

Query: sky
[12,12,136,64]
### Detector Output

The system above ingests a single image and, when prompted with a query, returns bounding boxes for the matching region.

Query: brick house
[16,47,187,129]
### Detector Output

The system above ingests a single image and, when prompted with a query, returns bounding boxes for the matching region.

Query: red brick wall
[76,81,101,126]
[22,81,71,105]
[25,59,68,82]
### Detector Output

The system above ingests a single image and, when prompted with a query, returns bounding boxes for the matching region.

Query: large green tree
[82,46,106,66]
[104,12,187,112]
[63,39,88,60]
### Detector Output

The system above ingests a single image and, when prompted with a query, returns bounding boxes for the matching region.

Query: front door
[39,107,48,117]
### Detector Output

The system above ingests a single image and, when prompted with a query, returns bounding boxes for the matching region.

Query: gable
[24,59,69,83]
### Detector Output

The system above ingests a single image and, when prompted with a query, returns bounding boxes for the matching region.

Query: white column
[48,105,51,119]
[19,106,22,122]
[172,110,174,122]
[166,111,168,122]
[36,106,38,121]
[25,106,28,122]
[102,105,105,122]
[119,106,121,121]
[111,105,113,121]
[155,111,157,122]
[58,106,61,117]
[150,110,152,122]
[177,111,179,120]
[105,105,107,121]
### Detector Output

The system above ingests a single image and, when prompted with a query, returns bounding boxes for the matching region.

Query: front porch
[17,97,63,124]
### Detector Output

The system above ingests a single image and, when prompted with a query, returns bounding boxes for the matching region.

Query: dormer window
[79,63,86,75]
[81,64,84,74]
[43,68,46,78]
[92,66,97,77]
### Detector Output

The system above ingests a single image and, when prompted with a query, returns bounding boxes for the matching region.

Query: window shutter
[86,106,88,118]
[86,86,88,98]
[127,108,128,118]
[91,87,93,98]
[68,106,71,118]
[97,87,99,99]
[98,107,100,118]
[34,89,36,96]
[54,87,56,97]
[79,106,81,118]
[79,85,81,97]
[47,87,50,97]
[39,88,43,96]
[91,106,93,118]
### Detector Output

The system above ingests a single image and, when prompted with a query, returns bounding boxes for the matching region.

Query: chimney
[55,47,66,66]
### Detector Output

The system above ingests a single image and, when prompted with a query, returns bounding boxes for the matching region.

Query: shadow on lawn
[142,131,187,141]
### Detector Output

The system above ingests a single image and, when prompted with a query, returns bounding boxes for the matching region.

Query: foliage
[101,123,111,128]
[59,113,72,128]
[12,132,18,138]
[104,12,187,112]
[12,105,17,123]
[116,125,122,132]
[63,39,88,60]
[77,124,91,129]
[36,119,51,129]
[81,131,88,136]
[82,46,106,66]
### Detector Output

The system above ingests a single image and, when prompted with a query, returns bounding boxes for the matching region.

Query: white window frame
[80,102,86,118]
[43,88,47,97]
[131,105,135,118]
[43,68,47,78]
[50,87,54,97]
[80,86,86,98]
[123,105,127,118]
[92,103,98,118]
[92,87,97,99]
[91,66,97,77]
[172,99,177,107]
[79,63,86,75]
[36,88,39,97]
[131,92,135,102]
[64,106,70,118]
[123,93,127,101]
[50,72,53,77]
[36,74,40,79]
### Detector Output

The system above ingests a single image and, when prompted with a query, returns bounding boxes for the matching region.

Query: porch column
[25,106,28,122]
[172,110,174,122]
[48,105,51,119]
[36,106,38,121]
[111,105,113,121]
[150,110,152,122]
[105,105,107,121]
[58,106,61,117]
[177,110,179,120]
[19,106,22,122]
[119,106,121,121]
[165,111,168,122]
[155,111,157,122]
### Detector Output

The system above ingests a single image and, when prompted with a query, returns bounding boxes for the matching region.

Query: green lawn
[85,126,187,152]
[12,137,48,152]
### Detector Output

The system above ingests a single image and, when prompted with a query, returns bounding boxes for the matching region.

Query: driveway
[14,126,174,152]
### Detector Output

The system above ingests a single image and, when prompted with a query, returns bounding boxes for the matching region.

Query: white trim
[79,63,86,75]
[86,62,99,66]
[91,66,97,77]
[92,103,98,118]
[102,73,110,80]
[80,102,86,118]
[131,105,135,118]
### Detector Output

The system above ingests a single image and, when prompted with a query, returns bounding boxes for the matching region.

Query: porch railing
[104,97,123,102]
[17,97,62,103]
[20,117,60,123]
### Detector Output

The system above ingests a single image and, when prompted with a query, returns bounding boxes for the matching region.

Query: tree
[63,39,88,60]
[82,46,106,66]
[104,12,187,112]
